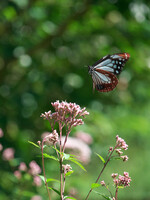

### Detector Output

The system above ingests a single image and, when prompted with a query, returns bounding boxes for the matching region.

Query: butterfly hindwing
[92,69,118,92]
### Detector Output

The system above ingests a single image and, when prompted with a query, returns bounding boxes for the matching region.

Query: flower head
[109,147,113,152]
[41,101,89,129]
[44,130,59,145]
[33,176,42,187]
[111,173,118,178]
[2,148,15,161]
[19,162,27,171]
[62,164,72,174]
[100,180,106,186]
[115,148,123,155]
[29,161,41,175]
[121,155,129,162]
[116,135,128,150]
[112,172,131,188]
[14,170,22,179]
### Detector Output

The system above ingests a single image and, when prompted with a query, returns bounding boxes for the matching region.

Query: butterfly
[88,53,130,92]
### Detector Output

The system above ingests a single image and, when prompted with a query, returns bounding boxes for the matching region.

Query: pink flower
[111,173,118,178]
[0,128,3,138]
[33,176,42,187]
[116,135,128,150]
[2,148,15,161]
[14,170,22,179]
[121,155,129,162]
[62,164,72,174]
[109,147,113,152]
[19,162,27,171]
[41,101,89,130]
[31,195,42,200]
[112,172,131,187]
[44,130,59,145]
[29,161,41,175]
[115,148,123,155]
[100,180,105,186]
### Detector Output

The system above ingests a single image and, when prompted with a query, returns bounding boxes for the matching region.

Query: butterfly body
[88,53,130,92]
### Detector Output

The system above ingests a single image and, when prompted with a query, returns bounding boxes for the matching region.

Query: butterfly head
[88,66,93,75]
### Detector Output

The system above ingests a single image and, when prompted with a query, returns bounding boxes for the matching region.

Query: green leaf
[28,141,40,148]
[118,185,124,189]
[39,175,60,183]
[52,146,61,154]
[63,153,70,160]
[65,170,74,177]
[69,154,78,158]
[68,156,81,162]
[48,187,60,195]
[69,158,86,171]
[39,175,45,183]
[95,153,105,164]
[93,190,112,200]
[43,153,58,161]
[64,196,77,200]
[47,178,60,183]
[91,183,101,189]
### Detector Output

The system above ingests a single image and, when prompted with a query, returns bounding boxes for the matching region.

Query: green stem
[85,147,116,200]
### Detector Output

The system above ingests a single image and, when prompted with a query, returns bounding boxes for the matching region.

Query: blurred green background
[0,0,150,199]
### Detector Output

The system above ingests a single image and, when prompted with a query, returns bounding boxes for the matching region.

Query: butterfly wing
[93,53,130,75]
[92,69,118,92]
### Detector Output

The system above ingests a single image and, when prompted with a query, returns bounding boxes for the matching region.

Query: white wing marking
[94,59,111,68]
[98,66,114,72]
[111,55,120,59]
[93,71,111,83]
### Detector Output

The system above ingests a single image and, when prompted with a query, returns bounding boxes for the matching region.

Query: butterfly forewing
[89,53,130,92]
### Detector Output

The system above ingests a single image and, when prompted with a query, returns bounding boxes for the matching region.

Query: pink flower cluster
[29,160,42,175]
[62,164,72,174]
[14,161,42,187]
[2,148,15,161]
[112,172,131,187]
[44,130,59,145]
[41,101,89,128]
[116,135,128,150]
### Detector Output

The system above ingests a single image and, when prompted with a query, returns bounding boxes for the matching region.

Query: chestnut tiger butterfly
[88,53,130,92]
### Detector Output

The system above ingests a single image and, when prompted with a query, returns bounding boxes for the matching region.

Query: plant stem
[62,128,71,153]
[41,140,51,200]
[115,188,118,200]
[60,155,64,200]
[63,173,66,195]
[85,148,115,200]
[105,185,113,198]
[59,123,64,200]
